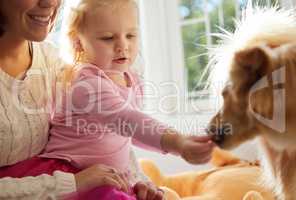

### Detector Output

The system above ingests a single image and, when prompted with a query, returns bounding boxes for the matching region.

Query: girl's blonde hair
[67,0,137,62]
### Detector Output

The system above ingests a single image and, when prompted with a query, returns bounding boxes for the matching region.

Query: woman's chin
[25,31,49,42]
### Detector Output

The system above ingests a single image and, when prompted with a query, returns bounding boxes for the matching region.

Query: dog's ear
[231,46,271,95]
[235,47,269,72]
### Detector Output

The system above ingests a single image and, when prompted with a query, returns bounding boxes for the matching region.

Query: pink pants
[0,157,136,200]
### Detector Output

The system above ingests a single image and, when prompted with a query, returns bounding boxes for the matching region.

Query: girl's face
[0,0,61,41]
[77,3,139,72]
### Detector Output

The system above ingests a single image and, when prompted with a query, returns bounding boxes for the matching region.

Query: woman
[0,0,152,199]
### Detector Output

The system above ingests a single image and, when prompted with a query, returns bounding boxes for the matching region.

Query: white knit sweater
[0,42,148,200]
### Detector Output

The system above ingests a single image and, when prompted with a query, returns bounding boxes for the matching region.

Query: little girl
[38,0,215,199]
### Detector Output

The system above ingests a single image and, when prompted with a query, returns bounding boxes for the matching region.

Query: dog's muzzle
[206,125,228,146]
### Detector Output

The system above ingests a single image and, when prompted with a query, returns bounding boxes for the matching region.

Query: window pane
[210,0,237,34]
[179,0,204,20]
[182,22,207,91]
[179,0,280,94]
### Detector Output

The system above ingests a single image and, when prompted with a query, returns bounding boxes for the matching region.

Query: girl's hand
[161,130,216,164]
[177,135,216,164]
[133,181,164,200]
[74,164,129,193]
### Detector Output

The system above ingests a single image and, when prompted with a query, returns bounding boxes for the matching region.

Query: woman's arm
[0,42,75,199]
[0,171,75,200]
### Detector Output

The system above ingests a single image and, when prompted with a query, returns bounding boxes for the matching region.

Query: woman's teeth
[29,15,51,25]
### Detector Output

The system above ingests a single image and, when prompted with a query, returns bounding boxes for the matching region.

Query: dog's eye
[222,88,229,97]
[222,83,233,97]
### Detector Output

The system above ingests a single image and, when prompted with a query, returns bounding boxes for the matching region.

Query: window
[179,0,279,94]
[139,0,285,115]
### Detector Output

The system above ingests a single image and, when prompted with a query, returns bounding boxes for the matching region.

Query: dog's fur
[207,6,296,200]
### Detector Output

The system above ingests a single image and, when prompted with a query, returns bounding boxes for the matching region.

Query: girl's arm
[71,70,215,163]
[71,72,169,154]
[0,171,75,199]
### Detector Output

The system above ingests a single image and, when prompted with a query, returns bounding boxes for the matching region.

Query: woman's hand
[161,130,216,164]
[74,164,129,193]
[133,181,164,200]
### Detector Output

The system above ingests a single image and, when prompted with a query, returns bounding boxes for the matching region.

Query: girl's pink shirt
[40,63,168,172]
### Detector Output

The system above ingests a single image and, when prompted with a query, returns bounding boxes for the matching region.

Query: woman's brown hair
[0,11,6,37]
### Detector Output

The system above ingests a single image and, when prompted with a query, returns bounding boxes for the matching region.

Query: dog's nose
[213,128,226,146]
[206,125,226,146]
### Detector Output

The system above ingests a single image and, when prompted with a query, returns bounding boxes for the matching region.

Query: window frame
[138,0,187,114]
[138,0,289,115]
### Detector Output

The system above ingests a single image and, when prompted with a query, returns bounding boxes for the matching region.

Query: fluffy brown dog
[207,6,296,200]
